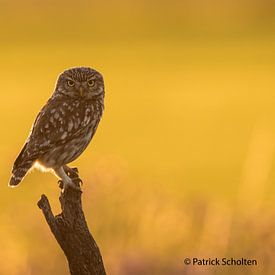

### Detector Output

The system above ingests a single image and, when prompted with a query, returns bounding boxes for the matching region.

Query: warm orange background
[1,1,275,274]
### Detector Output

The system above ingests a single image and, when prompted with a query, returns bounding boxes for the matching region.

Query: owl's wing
[21,97,92,161]
[11,97,70,183]
[13,142,31,167]
[13,103,48,168]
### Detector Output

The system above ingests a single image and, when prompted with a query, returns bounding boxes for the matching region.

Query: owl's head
[55,67,104,100]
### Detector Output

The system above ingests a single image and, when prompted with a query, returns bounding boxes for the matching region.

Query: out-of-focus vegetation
[1,0,275,274]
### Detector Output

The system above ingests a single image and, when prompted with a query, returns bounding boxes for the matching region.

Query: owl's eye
[67,80,75,87]
[87,80,95,87]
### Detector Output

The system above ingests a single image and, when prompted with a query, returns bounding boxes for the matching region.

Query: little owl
[9,67,104,189]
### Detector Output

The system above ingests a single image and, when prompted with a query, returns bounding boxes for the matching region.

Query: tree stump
[37,185,106,275]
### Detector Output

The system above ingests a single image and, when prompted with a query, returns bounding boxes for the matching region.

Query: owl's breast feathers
[13,96,103,168]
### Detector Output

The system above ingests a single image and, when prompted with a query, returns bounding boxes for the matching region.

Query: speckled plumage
[9,67,104,189]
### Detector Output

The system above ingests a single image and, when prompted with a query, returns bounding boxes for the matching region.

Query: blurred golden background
[1,0,275,274]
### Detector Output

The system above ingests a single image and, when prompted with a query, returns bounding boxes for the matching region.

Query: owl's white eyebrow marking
[61,132,68,139]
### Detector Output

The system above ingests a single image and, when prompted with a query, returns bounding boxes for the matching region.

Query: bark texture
[37,186,106,275]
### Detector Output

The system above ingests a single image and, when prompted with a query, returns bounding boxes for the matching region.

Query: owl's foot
[64,165,79,178]
[58,180,64,189]
[55,166,81,191]
[71,167,79,173]
[72,177,83,188]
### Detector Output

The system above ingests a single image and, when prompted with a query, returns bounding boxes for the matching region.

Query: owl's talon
[64,166,79,178]
[69,167,79,177]
[58,180,64,189]
[73,177,82,184]
[71,167,79,173]
[72,177,83,188]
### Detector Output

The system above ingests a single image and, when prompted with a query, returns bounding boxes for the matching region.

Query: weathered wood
[37,186,106,275]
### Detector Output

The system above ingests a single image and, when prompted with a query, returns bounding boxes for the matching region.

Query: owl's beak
[79,87,84,97]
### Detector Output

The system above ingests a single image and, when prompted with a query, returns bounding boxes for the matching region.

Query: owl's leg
[54,166,79,190]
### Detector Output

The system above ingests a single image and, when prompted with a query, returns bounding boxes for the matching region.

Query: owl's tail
[9,142,38,187]
[9,160,35,187]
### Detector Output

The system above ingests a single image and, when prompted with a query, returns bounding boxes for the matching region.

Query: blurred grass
[1,0,275,274]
